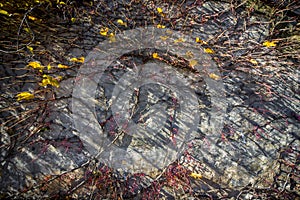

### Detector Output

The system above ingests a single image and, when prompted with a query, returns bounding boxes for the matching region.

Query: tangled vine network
[0,0,299,199]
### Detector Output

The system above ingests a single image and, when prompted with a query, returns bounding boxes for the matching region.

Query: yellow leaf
[196,37,207,45]
[185,51,194,59]
[109,33,116,42]
[156,7,165,16]
[117,19,127,26]
[56,76,63,81]
[160,36,168,41]
[27,46,33,54]
[28,16,37,21]
[58,64,70,69]
[189,60,198,68]
[174,38,185,43]
[152,53,160,59]
[24,27,30,33]
[204,48,215,54]
[70,57,85,63]
[16,92,35,101]
[166,30,173,35]
[71,17,76,23]
[190,172,202,179]
[249,59,258,65]
[263,40,277,47]
[157,7,163,13]
[27,61,44,71]
[156,24,166,29]
[117,19,124,24]
[59,1,65,5]
[0,10,9,16]
[39,75,60,88]
[47,64,52,70]
[100,27,109,36]
[209,73,221,80]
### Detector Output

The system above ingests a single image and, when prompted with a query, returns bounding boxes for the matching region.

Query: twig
[0,6,37,53]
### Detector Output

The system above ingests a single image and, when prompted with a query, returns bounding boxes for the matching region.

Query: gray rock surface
[0,0,299,198]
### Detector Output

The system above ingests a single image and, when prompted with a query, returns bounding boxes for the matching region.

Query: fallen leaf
[185,51,194,59]
[24,27,30,33]
[152,53,160,59]
[27,61,44,72]
[249,59,258,65]
[56,76,63,81]
[156,24,165,29]
[39,75,60,88]
[190,172,202,179]
[174,37,185,43]
[70,57,85,63]
[109,33,116,42]
[189,60,198,68]
[16,92,34,101]
[71,17,76,23]
[0,10,9,16]
[263,40,277,48]
[160,36,168,41]
[47,64,52,70]
[100,28,109,36]
[204,48,215,54]
[209,73,221,80]
[27,46,33,54]
[58,64,70,69]
[156,7,165,17]
[28,16,38,21]
[117,19,127,26]
[196,37,207,45]
[157,7,163,13]
[166,30,173,35]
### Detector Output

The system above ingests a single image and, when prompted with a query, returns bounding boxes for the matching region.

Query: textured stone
[0,0,299,198]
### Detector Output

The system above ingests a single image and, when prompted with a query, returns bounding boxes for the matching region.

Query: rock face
[72,26,227,175]
[0,0,299,198]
